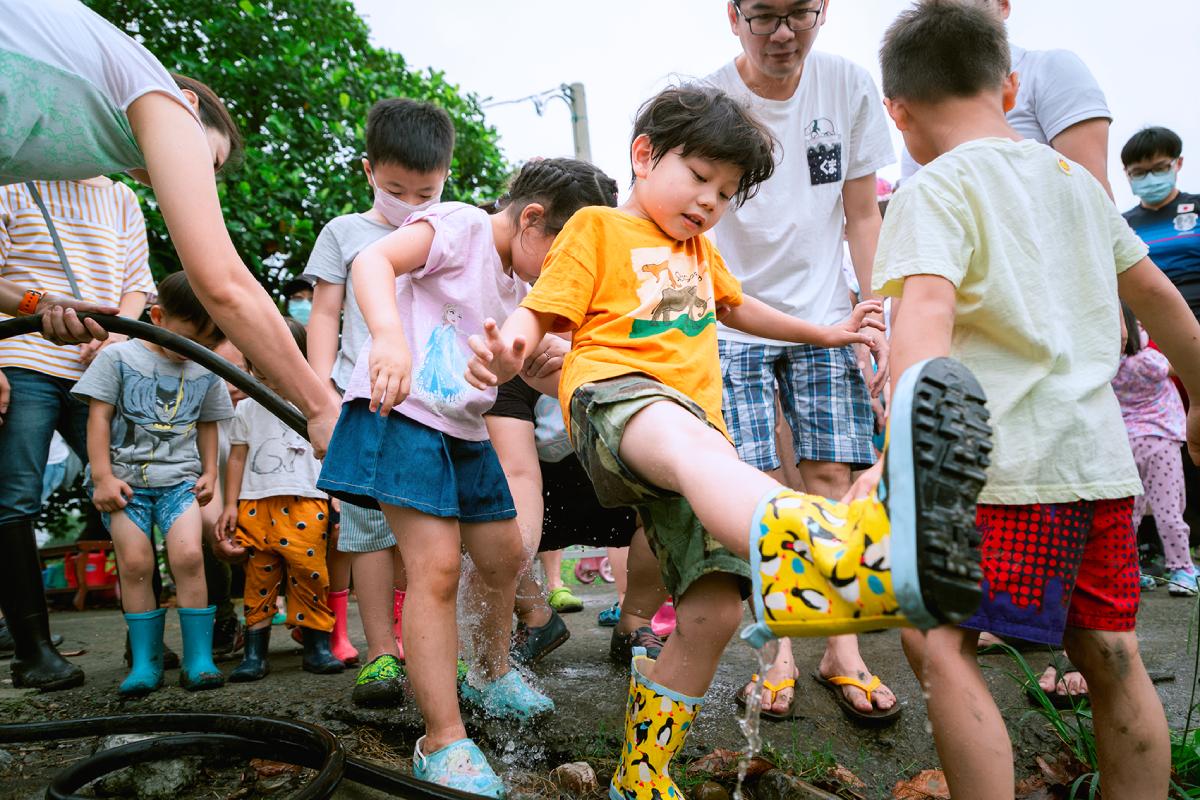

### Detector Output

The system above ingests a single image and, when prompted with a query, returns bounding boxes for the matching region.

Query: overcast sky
[353,1,1199,210]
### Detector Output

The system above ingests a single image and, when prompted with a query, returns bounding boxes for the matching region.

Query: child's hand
[466,319,527,389]
[523,334,568,380]
[92,474,133,513]
[821,300,885,348]
[368,331,411,415]
[213,506,248,562]
[193,473,216,507]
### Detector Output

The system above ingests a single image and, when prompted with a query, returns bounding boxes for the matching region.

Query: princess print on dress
[413,304,470,411]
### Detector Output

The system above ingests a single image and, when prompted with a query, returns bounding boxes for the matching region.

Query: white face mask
[370,180,438,227]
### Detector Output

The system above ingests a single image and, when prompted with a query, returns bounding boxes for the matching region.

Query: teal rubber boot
[119,608,165,697]
[177,606,225,691]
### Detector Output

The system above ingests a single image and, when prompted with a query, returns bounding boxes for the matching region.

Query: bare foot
[740,640,797,715]
[976,631,1005,650]
[72,588,87,612]
[1039,663,1088,698]
[818,635,897,714]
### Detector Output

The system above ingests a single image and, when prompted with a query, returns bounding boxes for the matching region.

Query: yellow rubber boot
[743,357,992,646]
[609,655,701,800]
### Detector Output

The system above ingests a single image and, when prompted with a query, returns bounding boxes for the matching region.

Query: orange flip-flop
[735,671,798,721]
[812,671,902,727]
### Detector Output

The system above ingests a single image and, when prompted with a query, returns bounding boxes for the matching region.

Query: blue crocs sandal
[597,602,621,627]
[460,667,554,722]
[413,736,505,798]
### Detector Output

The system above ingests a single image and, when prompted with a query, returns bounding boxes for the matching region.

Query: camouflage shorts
[568,374,750,599]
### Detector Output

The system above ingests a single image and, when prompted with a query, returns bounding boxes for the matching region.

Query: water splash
[733,638,780,800]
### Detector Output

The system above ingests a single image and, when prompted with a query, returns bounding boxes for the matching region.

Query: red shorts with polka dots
[960,498,1139,646]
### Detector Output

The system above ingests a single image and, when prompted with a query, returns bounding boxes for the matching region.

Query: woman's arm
[126,93,339,454]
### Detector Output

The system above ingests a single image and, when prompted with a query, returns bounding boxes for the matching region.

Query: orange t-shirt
[521,207,743,436]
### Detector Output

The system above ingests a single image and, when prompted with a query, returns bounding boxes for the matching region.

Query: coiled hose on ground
[0,314,490,800]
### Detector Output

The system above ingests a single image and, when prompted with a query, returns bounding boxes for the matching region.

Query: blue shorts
[719,340,876,471]
[100,481,197,540]
[318,400,515,523]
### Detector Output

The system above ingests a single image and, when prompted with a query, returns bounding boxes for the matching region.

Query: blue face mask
[287,299,312,325]
[1130,167,1177,205]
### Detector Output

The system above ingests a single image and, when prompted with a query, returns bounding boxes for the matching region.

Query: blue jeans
[0,367,89,525]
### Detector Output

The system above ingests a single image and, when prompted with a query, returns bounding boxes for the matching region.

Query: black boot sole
[888,358,993,628]
[12,661,85,692]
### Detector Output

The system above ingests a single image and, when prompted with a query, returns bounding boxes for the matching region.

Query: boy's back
[875,137,1148,504]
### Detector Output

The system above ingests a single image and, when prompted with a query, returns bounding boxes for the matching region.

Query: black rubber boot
[0,520,85,691]
[301,628,345,675]
[229,626,271,683]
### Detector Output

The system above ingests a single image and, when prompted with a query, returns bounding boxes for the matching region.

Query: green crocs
[547,587,584,614]
[351,654,405,708]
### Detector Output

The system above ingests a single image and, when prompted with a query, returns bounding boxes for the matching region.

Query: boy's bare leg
[643,572,744,696]
[164,503,206,609]
[615,527,669,635]
[352,548,400,661]
[1063,628,1169,798]
[616,401,777,557]
[110,513,157,613]
[540,549,565,593]
[382,505,468,752]
[461,518,524,682]
[903,626,1014,800]
[608,544,629,604]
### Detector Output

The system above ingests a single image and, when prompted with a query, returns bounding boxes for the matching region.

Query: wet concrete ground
[0,582,1196,799]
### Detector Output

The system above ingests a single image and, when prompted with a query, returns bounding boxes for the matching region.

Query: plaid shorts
[568,374,750,599]
[719,340,875,471]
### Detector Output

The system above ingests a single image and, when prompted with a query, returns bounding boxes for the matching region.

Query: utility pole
[564,82,592,162]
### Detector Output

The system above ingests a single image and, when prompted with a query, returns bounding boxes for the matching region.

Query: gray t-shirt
[72,340,234,488]
[302,213,395,391]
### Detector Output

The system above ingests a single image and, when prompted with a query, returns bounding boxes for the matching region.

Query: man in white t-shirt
[707,0,897,724]
[901,0,1113,197]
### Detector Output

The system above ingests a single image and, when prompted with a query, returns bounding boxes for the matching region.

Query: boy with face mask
[1121,127,1200,323]
[302,98,455,706]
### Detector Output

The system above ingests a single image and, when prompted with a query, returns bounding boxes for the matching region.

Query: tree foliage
[83,0,510,292]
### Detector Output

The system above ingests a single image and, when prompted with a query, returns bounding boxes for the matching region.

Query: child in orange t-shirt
[465,84,993,800]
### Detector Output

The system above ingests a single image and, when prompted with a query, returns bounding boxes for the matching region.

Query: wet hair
[1121,127,1183,168]
[366,99,456,172]
[493,158,619,236]
[631,84,775,207]
[1121,303,1143,357]
[172,74,243,171]
[155,271,223,342]
[880,0,1011,104]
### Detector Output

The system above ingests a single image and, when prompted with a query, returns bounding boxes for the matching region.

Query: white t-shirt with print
[874,138,1146,505]
[228,398,327,501]
[706,52,895,340]
[900,44,1110,179]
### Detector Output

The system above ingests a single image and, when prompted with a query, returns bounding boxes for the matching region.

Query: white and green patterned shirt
[0,0,200,185]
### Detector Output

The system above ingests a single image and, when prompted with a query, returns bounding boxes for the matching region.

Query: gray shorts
[336,500,396,553]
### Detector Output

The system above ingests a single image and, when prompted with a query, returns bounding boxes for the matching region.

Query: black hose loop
[0,314,309,439]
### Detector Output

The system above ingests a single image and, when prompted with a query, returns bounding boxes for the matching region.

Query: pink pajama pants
[1130,435,1193,570]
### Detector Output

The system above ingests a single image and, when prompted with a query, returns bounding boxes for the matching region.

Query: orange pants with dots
[234,496,334,631]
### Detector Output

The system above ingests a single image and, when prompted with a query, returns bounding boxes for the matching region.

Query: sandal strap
[825,674,882,703]
[745,674,797,704]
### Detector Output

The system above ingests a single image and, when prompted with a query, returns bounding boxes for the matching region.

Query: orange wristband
[16,289,43,316]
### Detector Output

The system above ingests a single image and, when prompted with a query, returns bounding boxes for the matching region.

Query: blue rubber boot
[177,606,225,691]
[119,609,165,697]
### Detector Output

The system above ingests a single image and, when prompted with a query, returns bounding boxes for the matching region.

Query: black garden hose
[0,314,308,439]
[0,315,492,800]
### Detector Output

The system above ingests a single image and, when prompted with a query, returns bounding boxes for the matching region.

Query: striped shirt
[0,179,155,380]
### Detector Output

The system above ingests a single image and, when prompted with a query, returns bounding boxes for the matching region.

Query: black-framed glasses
[1125,159,1177,180]
[734,1,825,35]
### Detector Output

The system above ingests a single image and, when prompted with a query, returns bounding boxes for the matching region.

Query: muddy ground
[0,582,1196,799]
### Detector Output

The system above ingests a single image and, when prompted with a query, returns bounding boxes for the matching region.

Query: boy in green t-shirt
[867,3,1200,797]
